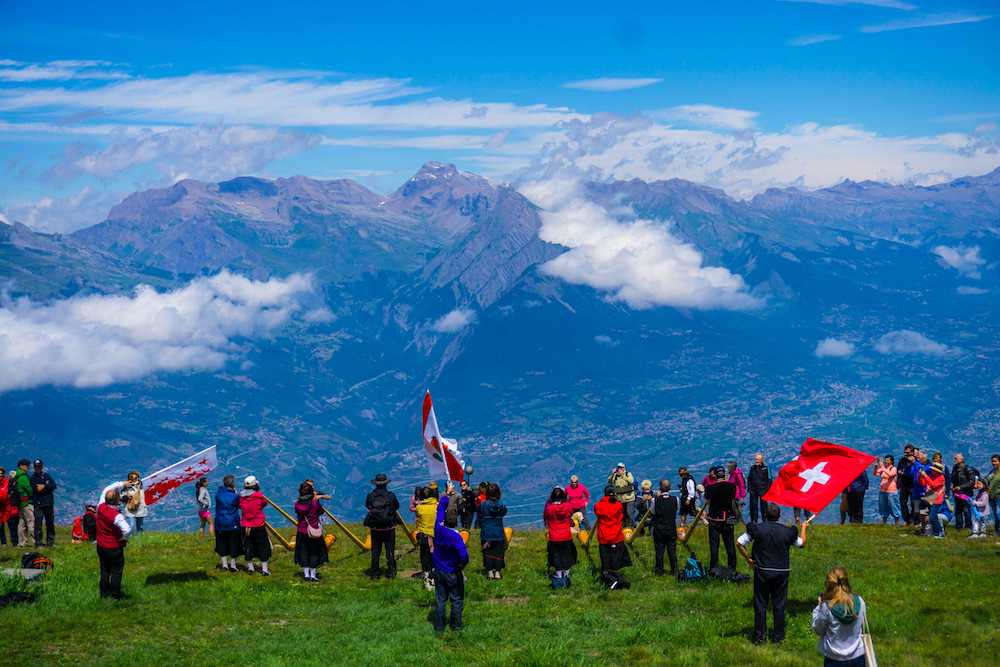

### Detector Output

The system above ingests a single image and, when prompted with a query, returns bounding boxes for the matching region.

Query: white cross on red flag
[763,438,875,513]
[142,445,218,506]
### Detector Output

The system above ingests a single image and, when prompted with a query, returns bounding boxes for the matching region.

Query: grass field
[1,520,998,666]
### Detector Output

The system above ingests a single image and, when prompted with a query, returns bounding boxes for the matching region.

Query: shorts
[199,510,211,521]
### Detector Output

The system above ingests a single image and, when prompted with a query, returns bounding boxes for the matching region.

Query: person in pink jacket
[566,475,591,529]
[239,475,271,575]
[728,461,747,523]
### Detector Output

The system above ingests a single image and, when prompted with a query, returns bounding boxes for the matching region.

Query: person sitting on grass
[414,485,439,590]
[594,485,631,576]
[71,503,98,543]
[96,488,132,600]
[432,494,469,633]
[811,567,867,667]
[294,481,330,582]
[737,502,810,645]
[543,486,577,588]
[651,479,678,576]
[214,475,242,572]
[239,475,271,575]
[479,482,508,579]
[196,477,213,539]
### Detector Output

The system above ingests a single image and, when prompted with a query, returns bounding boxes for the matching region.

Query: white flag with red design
[422,391,465,482]
[143,446,218,506]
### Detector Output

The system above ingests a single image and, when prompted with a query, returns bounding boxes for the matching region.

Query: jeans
[748,492,765,523]
[929,502,953,536]
[992,497,1000,533]
[33,504,55,546]
[17,505,34,546]
[753,570,789,642]
[126,515,144,535]
[707,521,736,571]
[97,545,125,599]
[433,569,464,631]
[878,491,901,523]
[369,528,396,575]
[652,528,677,573]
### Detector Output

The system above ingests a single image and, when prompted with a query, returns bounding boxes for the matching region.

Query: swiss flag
[763,438,876,513]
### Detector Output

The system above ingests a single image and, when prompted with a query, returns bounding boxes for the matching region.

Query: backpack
[550,572,571,590]
[367,491,395,527]
[677,554,706,582]
[20,552,53,572]
[600,570,630,590]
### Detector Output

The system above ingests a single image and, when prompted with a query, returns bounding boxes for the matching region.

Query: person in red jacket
[239,475,271,575]
[566,475,591,530]
[96,489,132,599]
[543,486,577,587]
[0,467,9,547]
[920,463,949,538]
[594,486,631,574]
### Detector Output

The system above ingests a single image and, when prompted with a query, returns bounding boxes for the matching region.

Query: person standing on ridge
[214,475,242,572]
[13,459,34,547]
[737,502,810,644]
[747,454,771,523]
[951,453,974,532]
[96,488,131,600]
[479,482,508,579]
[30,459,57,547]
[566,475,591,530]
[458,479,477,530]
[239,475,271,575]
[704,466,738,574]
[196,477,213,539]
[432,494,469,633]
[607,463,636,527]
[874,455,901,525]
[728,460,747,523]
[844,470,868,524]
[987,454,1000,535]
[294,482,330,582]
[897,444,916,526]
[651,479,678,576]
[364,473,400,579]
[594,485,631,578]
[678,467,697,528]
[414,486,439,590]
[4,470,20,546]
[543,486,577,588]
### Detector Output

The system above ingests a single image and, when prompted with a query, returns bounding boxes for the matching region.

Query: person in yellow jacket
[414,486,439,591]
[607,463,637,527]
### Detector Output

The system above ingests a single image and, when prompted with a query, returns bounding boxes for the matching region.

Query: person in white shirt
[811,566,867,667]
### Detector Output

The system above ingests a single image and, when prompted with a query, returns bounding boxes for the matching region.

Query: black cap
[17,458,30,467]
[372,473,389,485]
[604,485,616,497]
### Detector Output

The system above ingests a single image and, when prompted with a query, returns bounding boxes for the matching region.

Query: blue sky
[1,0,998,231]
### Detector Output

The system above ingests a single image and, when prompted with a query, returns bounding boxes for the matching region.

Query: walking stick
[396,510,418,547]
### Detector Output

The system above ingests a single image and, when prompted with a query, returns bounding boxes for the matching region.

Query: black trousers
[652,528,677,573]
[370,528,396,575]
[33,505,55,546]
[621,500,636,527]
[899,487,912,524]
[748,492,765,523]
[846,492,864,523]
[417,532,433,572]
[460,511,474,530]
[433,569,464,631]
[954,496,971,530]
[708,521,736,571]
[5,517,18,546]
[97,546,125,599]
[753,570,789,642]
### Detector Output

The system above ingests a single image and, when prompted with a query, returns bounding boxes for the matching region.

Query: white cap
[617,462,625,468]
[243,475,258,488]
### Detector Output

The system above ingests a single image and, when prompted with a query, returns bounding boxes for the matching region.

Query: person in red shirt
[95,489,132,599]
[593,486,631,575]
[543,486,577,587]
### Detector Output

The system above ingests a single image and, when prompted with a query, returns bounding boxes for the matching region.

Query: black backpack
[600,570,630,590]
[21,552,53,572]
[366,491,395,527]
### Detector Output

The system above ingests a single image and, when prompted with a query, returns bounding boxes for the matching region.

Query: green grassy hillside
[1,522,997,666]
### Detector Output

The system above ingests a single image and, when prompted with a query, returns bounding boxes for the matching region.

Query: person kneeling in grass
[737,502,810,644]
[432,494,469,633]
[812,567,868,667]
[239,475,271,575]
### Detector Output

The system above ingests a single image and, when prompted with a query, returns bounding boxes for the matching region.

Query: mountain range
[2,163,998,525]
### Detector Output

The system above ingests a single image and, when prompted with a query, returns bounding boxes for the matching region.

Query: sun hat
[372,473,390,485]
[243,475,258,488]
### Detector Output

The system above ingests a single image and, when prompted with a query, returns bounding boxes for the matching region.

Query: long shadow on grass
[145,571,214,585]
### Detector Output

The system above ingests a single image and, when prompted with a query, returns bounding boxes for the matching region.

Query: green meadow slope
[1,523,998,666]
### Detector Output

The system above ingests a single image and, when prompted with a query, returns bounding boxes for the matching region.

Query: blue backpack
[678,554,706,582]
[550,572,571,589]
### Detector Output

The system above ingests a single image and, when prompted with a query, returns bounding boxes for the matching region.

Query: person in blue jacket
[910,450,930,534]
[432,494,469,633]
[214,475,242,572]
[844,470,868,524]
[478,482,508,579]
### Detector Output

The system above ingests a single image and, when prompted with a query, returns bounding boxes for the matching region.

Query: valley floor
[1,523,997,666]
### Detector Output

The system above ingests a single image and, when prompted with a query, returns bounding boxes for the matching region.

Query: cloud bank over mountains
[0,271,319,393]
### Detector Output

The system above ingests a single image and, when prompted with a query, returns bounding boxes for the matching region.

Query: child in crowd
[969,478,989,539]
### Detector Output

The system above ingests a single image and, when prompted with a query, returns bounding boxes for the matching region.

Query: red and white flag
[763,438,875,513]
[422,391,465,482]
[143,446,218,506]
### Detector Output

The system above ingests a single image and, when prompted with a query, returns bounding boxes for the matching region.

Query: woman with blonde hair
[811,567,867,666]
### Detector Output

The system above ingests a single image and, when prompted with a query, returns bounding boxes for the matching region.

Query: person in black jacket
[897,444,915,525]
[458,479,477,530]
[747,453,771,523]
[704,466,738,573]
[650,479,678,575]
[30,459,57,547]
[737,503,810,644]
[364,473,400,579]
[951,453,974,532]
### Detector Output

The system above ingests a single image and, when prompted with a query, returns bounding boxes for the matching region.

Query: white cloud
[4,186,118,234]
[781,0,915,8]
[432,308,477,333]
[0,61,129,82]
[0,69,582,129]
[815,338,855,358]
[594,334,619,347]
[788,34,843,46]
[516,114,1000,199]
[653,104,759,130]
[303,307,335,323]
[562,78,662,92]
[0,271,318,393]
[932,245,984,279]
[957,286,988,295]
[519,179,761,311]
[51,124,319,183]
[862,13,995,33]
[874,330,953,356]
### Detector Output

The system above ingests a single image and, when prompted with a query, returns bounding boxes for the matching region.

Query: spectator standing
[897,445,915,525]
[969,478,989,539]
[845,471,868,524]
[432,495,469,633]
[13,459,34,546]
[30,459,57,547]
[874,456,901,525]
[566,475,591,530]
[294,482,330,582]
[704,466,738,573]
[678,467,697,528]
[458,479,477,530]
[121,471,148,537]
[196,477,213,539]
[96,488,132,600]
[607,463,636,527]
[951,453,974,532]
[987,455,1000,535]
[364,473,400,580]
[728,460,747,523]
[414,486,438,590]
[214,475,242,572]
[920,462,948,538]
[4,470,18,546]
[747,454,771,523]
[650,479,678,576]
[479,483,508,579]
[0,467,9,547]
[239,475,271,575]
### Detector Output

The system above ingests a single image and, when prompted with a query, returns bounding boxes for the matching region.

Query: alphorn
[395,511,418,547]
[263,496,336,549]
[264,521,296,551]
[624,507,652,544]
[322,507,371,551]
